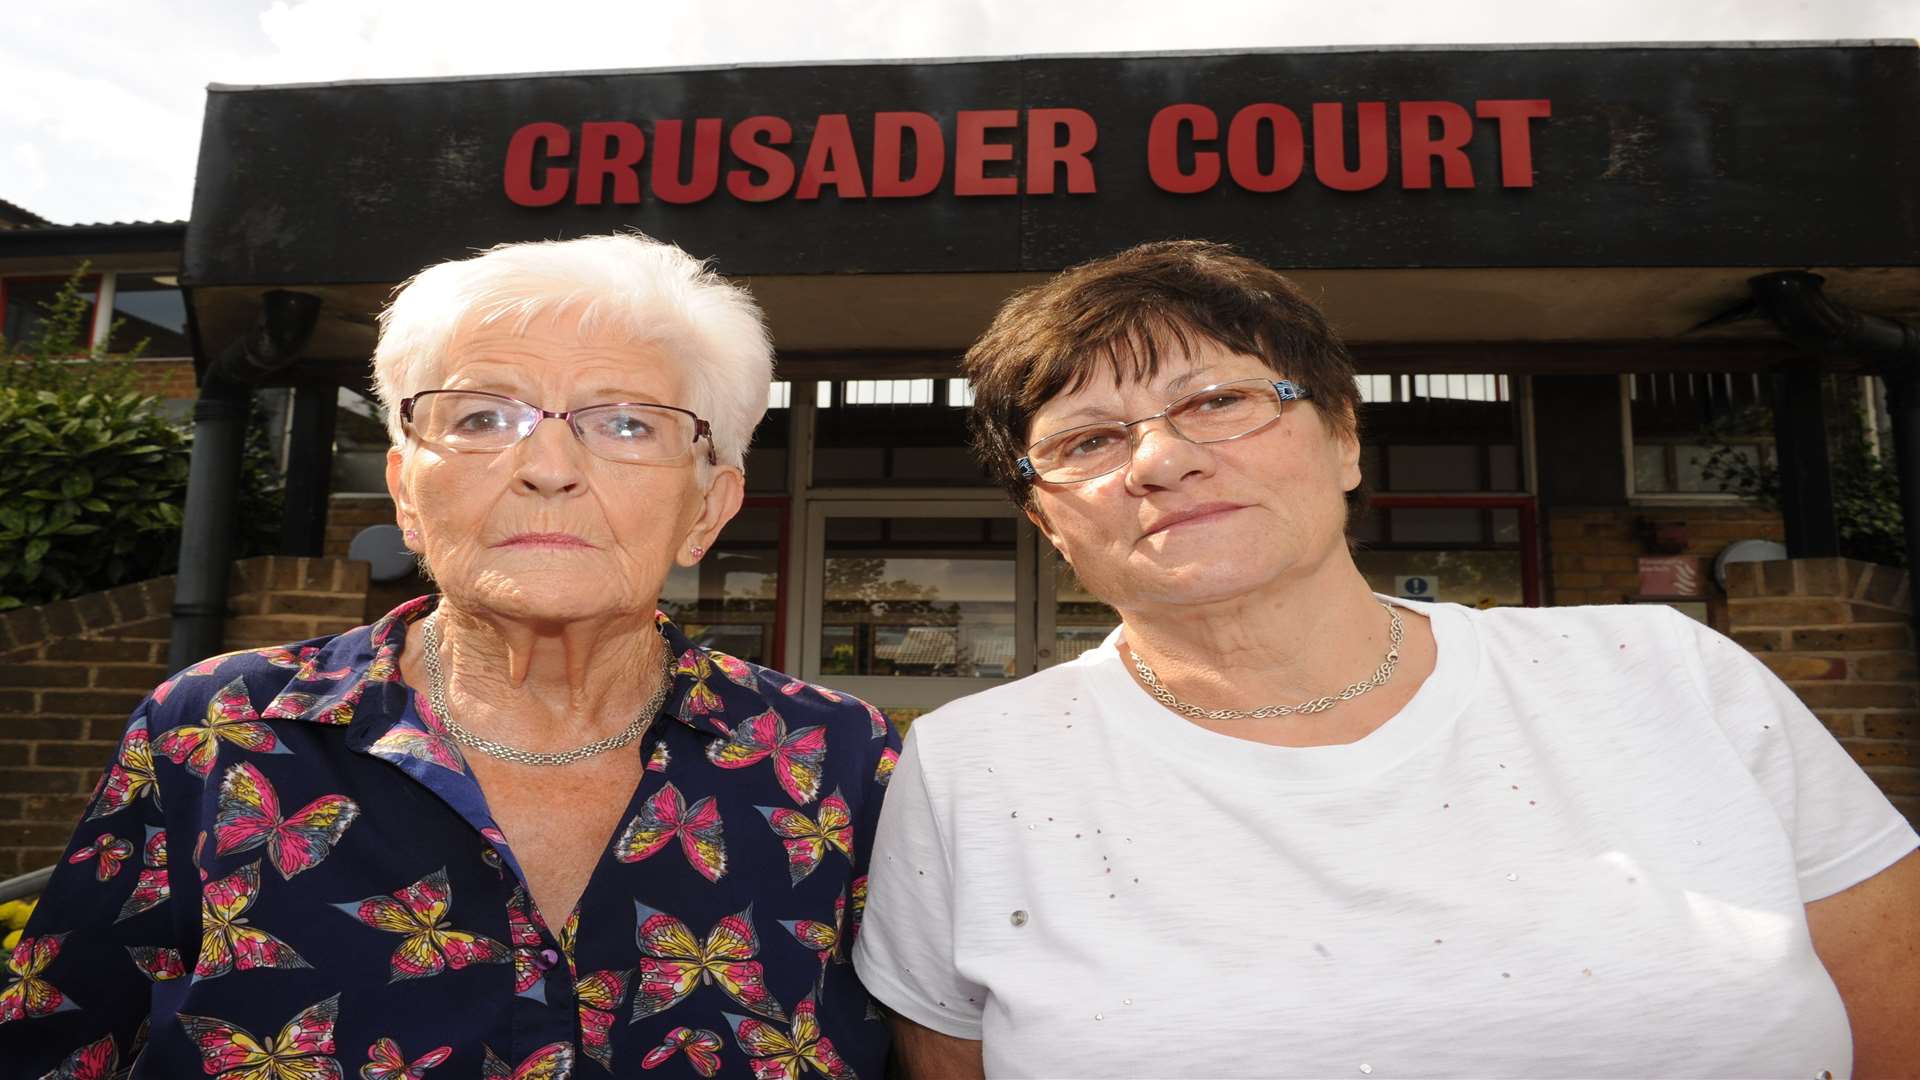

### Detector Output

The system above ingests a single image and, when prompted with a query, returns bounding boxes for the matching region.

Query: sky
[2,0,1913,225]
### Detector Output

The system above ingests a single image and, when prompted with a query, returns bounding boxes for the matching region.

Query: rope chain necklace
[421,610,673,767]
[1129,600,1404,721]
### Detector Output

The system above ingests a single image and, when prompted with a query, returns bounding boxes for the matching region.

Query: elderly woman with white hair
[0,234,898,1080]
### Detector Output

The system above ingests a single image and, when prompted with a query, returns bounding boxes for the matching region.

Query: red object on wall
[1638,556,1706,597]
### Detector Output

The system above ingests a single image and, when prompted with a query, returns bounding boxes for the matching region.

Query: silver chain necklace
[421,611,673,767]
[1129,601,1404,721]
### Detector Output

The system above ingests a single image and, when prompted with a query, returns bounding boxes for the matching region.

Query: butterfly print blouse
[0,596,901,1080]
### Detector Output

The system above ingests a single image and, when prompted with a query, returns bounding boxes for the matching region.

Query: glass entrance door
[800,498,1037,721]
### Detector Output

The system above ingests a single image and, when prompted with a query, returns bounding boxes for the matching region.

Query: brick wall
[325,495,399,558]
[1549,506,1785,606]
[130,358,197,400]
[0,557,371,876]
[1726,557,1920,827]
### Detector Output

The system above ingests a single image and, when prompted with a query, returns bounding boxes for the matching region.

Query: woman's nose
[1125,417,1210,490]
[511,416,588,495]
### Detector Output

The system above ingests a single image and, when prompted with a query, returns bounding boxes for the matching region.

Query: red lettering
[1476,99,1552,188]
[954,110,1020,196]
[1312,103,1390,192]
[1146,104,1220,194]
[503,122,571,207]
[872,112,944,198]
[1026,108,1098,195]
[1400,101,1475,189]
[576,121,645,205]
[1225,104,1303,193]
[796,114,868,200]
[726,116,796,202]
[651,118,722,204]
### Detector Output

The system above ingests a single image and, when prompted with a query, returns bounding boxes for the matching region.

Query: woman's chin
[457,568,647,625]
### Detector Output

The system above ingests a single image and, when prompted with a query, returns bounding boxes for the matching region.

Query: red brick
[0,768,88,794]
[1730,598,1851,627]
[0,608,49,650]
[0,744,26,767]
[1866,766,1920,796]
[1791,626,1912,652]
[0,717,90,741]
[1815,712,1860,739]
[0,665,89,689]
[31,743,119,768]
[6,823,79,847]
[90,665,166,691]
[266,593,365,619]
[102,583,151,624]
[0,690,38,715]
[41,603,82,639]
[1860,713,1920,741]
[1761,561,1798,597]
[23,794,90,821]
[1847,603,1908,624]
[1723,562,1763,599]
[1852,652,1919,682]
[1793,683,1919,710]
[1845,740,1915,768]
[1733,629,1787,652]
[0,796,23,820]
[43,638,153,664]
[37,690,147,717]
[109,618,171,639]
[1798,558,1848,597]
[1760,654,1846,681]
[1858,565,1910,610]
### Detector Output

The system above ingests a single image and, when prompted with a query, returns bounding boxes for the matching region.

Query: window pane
[1050,561,1118,667]
[3,278,97,350]
[1386,444,1480,491]
[105,274,190,356]
[331,389,390,494]
[659,505,784,665]
[1386,508,1484,543]
[812,377,987,485]
[1633,444,1670,493]
[819,516,1014,677]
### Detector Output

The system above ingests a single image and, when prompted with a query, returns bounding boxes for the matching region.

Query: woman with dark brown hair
[852,240,1919,1079]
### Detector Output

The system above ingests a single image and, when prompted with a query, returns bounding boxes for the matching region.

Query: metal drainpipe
[166,291,323,671]
[1748,271,1920,620]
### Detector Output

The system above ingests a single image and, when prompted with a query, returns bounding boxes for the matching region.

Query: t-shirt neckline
[1087,594,1481,784]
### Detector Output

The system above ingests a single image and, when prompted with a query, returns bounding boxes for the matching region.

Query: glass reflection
[660,506,783,664]
[819,516,1014,678]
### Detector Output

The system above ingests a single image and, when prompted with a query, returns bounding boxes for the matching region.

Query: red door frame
[1367,494,1542,607]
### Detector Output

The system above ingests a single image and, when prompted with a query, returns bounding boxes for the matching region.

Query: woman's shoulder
[690,647,893,748]
[141,598,420,737]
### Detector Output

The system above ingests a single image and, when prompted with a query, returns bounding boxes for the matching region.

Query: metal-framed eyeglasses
[399,389,718,466]
[1017,378,1314,484]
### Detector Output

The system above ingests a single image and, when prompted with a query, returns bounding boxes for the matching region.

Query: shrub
[0,270,285,609]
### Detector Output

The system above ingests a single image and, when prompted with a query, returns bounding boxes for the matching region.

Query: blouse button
[538,948,561,969]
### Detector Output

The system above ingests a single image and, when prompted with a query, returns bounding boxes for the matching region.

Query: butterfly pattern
[154,677,289,779]
[725,993,858,1080]
[642,1026,725,1076]
[758,792,855,885]
[215,762,361,880]
[336,868,510,983]
[0,597,897,1079]
[615,781,729,882]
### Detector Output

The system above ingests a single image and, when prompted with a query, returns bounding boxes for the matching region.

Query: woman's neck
[1115,554,1399,715]
[421,599,668,748]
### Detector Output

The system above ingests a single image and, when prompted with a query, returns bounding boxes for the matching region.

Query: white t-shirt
[852,598,1918,1079]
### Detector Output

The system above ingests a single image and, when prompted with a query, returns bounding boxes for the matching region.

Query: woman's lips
[1142,503,1245,536]
[495,533,595,548]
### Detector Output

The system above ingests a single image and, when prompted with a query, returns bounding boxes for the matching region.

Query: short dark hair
[962,240,1365,514]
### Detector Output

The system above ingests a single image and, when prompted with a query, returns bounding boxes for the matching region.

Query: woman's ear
[678,466,746,567]
[385,446,420,546]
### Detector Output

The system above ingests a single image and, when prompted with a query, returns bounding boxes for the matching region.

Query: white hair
[371,232,773,470]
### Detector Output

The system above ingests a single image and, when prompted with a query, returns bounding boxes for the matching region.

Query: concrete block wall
[1726,557,1919,827]
[0,557,371,876]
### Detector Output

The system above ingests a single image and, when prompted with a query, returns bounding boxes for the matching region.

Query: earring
[689,545,706,559]
[404,528,420,544]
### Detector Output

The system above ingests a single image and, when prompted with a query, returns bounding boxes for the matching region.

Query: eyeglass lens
[1028,381,1287,482]
[409,391,697,464]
